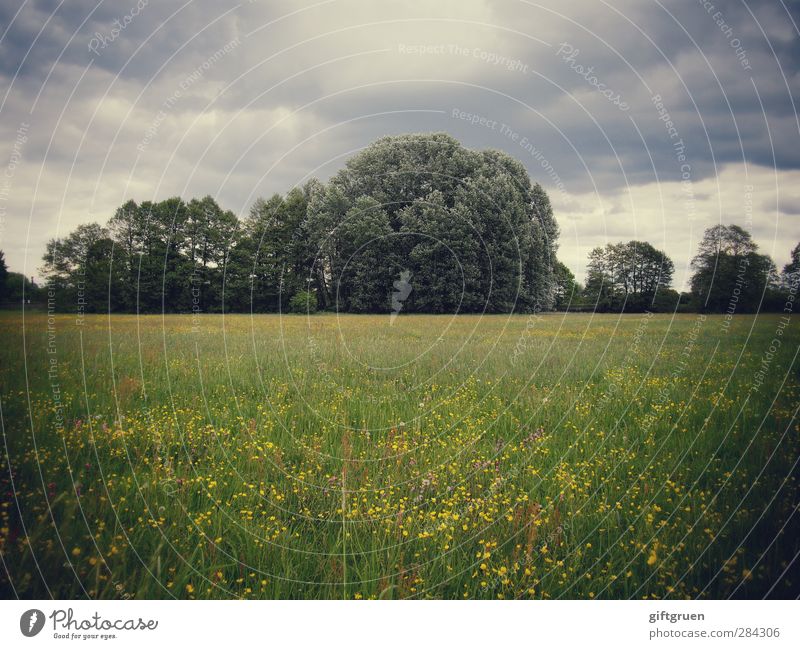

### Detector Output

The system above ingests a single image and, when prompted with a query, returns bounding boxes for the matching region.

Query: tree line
[28,133,559,315]
[553,225,798,313]
[0,133,796,315]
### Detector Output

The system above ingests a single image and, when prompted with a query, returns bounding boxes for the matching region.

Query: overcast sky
[1,0,798,289]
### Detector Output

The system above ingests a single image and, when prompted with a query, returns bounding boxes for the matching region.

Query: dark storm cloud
[0,0,798,283]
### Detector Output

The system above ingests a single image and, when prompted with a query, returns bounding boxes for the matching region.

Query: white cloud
[558,162,800,289]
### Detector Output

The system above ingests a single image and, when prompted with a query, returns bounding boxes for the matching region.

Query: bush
[288,290,318,314]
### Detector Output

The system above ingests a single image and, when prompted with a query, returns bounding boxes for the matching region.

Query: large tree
[690,225,775,313]
[583,240,674,312]
[83,237,129,312]
[399,190,483,312]
[782,242,800,289]
[304,133,559,313]
[106,197,186,312]
[185,196,238,312]
[41,223,109,310]
[333,196,396,312]
[107,199,145,309]
[552,260,579,310]
[224,183,318,313]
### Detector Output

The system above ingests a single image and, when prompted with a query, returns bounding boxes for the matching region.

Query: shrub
[288,290,317,314]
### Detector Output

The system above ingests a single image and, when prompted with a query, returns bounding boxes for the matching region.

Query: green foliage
[552,260,579,310]
[399,190,482,312]
[36,136,792,318]
[0,250,7,303]
[310,133,560,313]
[288,289,318,314]
[3,272,45,305]
[690,225,777,313]
[782,242,800,289]
[335,196,395,312]
[583,241,675,312]
[39,134,562,315]
[41,222,109,311]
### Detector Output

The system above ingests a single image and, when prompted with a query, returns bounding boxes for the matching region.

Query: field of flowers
[1,312,798,599]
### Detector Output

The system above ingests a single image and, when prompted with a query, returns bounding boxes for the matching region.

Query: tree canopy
[689,224,777,313]
[583,240,675,312]
[306,133,559,313]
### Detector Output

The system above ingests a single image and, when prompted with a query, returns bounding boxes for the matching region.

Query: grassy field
[1,311,798,599]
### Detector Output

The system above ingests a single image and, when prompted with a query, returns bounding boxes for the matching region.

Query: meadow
[1,311,798,599]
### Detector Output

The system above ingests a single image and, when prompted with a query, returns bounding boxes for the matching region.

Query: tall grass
[1,312,797,598]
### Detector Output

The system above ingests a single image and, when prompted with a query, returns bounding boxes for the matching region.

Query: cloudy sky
[1,0,798,288]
